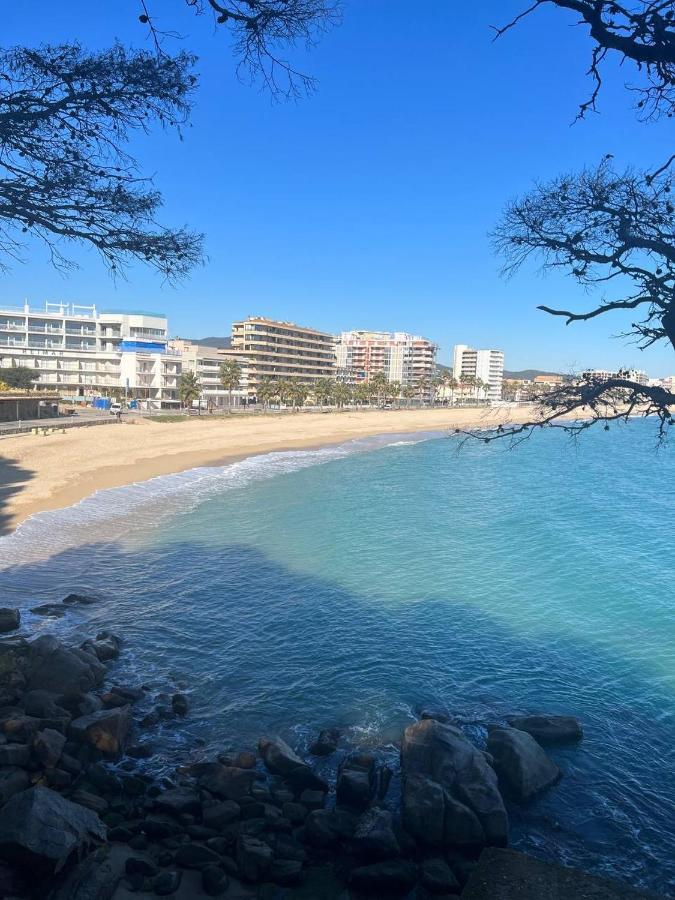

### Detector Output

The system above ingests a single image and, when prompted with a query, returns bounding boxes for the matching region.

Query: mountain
[503,369,562,380]
[190,336,232,349]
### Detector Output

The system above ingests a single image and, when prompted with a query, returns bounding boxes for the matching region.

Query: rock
[0,743,30,766]
[62,594,98,606]
[236,834,273,882]
[128,834,147,851]
[401,719,508,846]
[99,692,127,710]
[34,728,67,767]
[125,856,159,877]
[336,753,376,811]
[349,859,418,893]
[126,742,154,759]
[171,694,189,716]
[419,707,453,724]
[108,826,133,842]
[81,637,119,664]
[141,814,183,839]
[70,790,109,815]
[153,869,183,895]
[0,767,30,804]
[233,750,256,769]
[273,833,307,862]
[3,713,68,743]
[109,684,143,702]
[0,785,105,874]
[70,706,131,756]
[421,857,461,894]
[202,864,229,896]
[308,728,340,757]
[0,609,20,633]
[303,808,357,848]
[26,636,106,695]
[506,715,583,745]
[270,858,303,885]
[32,603,68,618]
[487,726,561,802]
[155,788,201,816]
[47,847,119,900]
[282,802,308,824]
[258,737,327,793]
[194,763,257,801]
[23,690,70,719]
[202,800,241,830]
[352,807,400,860]
[59,692,102,718]
[174,843,222,869]
[299,788,325,810]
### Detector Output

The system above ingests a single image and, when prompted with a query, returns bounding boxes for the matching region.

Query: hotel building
[169,338,251,408]
[230,317,336,395]
[335,330,438,387]
[0,301,181,407]
[452,344,505,401]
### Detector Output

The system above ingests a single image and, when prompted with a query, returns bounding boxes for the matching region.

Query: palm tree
[416,376,430,406]
[276,379,295,408]
[387,380,401,406]
[219,359,242,411]
[289,382,309,410]
[313,378,334,407]
[257,377,278,410]
[353,382,372,407]
[178,371,201,411]
[370,371,389,405]
[333,382,352,408]
[402,384,416,407]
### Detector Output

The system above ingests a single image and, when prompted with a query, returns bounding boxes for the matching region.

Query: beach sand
[0,406,524,535]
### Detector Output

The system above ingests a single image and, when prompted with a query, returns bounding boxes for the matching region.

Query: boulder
[4,713,68,743]
[401,719,508,846]
[154,787,201,816]
[202,800,241,829]
[202,864,229,896]
[421,857,461,894]
[0,743,30,766]
[171,693,189,716]
[34,728,67,768]
[336,752,376,810]
[47,847,119,900]
[402,773,445,846]
[32,604,67,618]
[270,858,303,885]
[0,786,105,874]
[349,859,418,893]
[236,834,273,882]
[69,706,131,756]
[487,726,561,802]
[26,636,106,695]
[23,690,70,720]
[80,636,119,664]
[69,790,108,815]
[303,808,357,848]
[0,766,31,804]
[62,594,98,606]
[506,715,583,745]
[141,814,183,839]
[193,763,257,801]
[352,807,400,860]
[174,842,222,869]
[153,870,182,895]
[258,736,327,792]
[308,728,340,757]
[0,609,20,633]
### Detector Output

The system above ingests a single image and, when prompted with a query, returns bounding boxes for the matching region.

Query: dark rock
[60,752,82,776]
[236,834,273,882]
[0,785,105,874]
[352,807,400,860]
[422,857,461,894]
[125,856,159,877]
[377,764,394,804]
[155,787,201,816]
[258,737,327,793]
[233,750,256,769]
[81,636,119,664]
[174,842,222,869]
[187,825,219,841]
[126,742,154,759]
[273,833,307,862]
[506,715,583,745]
[120,774,147,797]
[0,860,27,898]
[0,743,30,766]
[349,859,418,893]
[336,753,376,811]
[108,826,134,842]
[299,788,325,810]
[99,692,127,709]
[34,727,67,767]
[171,694,189,716]
[282,802,308,824]
[70,706,131,756]
[308,728,340,757]
[46,768,73,789]
[26,636,106,695]
[303,808,357,848]
[0,609,20,633]
[202,864,229,896]
[487,726,561,802]
[62,593,98,606]
[4,713,68,743]
[128,834,148,851]
[193,763,257,801]
[86,763,121,793]
[401,719,508,847]
[419,707,453,724]
[32,603,68,618]
[202,800,241,829]
[125,871,144,891]
[47,846,120,900]
[142,814,183,839]
[70,790,109,815]
[0,766,30,804]
[109,684,144,702]
[206,837,231,856]
[153,869,182,895]
[23,689,69,719]
[270,858,303,885]
[59,692,102,718]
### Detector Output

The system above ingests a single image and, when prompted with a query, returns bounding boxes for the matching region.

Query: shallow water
[0,423,674,894]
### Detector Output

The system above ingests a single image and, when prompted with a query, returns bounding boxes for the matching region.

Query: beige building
[231,317,336,395]
[169,338,250,408]
[335,330,437,387]
[452,344,504,401]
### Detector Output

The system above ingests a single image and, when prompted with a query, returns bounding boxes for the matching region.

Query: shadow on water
[1,539,674,896]
[0,454,33,537]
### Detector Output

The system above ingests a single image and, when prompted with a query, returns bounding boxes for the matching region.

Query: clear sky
[3,1,675,374]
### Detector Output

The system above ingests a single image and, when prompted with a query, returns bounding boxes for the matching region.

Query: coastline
[0,406,520,536]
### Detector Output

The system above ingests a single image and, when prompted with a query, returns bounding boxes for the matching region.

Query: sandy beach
[0,406,528,536]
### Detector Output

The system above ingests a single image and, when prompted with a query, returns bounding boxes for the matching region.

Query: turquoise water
[0,422,674,894]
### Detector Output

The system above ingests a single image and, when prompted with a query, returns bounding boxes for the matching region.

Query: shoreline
[0,407,521,537]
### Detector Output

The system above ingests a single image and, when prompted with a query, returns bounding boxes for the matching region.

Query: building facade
[169,338,251,408]
[0,302,181,407]
[452,344,504,401]
[335,331,438,387]
[230,317,336,395]
[582,368,649,386]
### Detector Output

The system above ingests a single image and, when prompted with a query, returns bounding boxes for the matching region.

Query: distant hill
[504,369,562,380]
[190,336,232,349]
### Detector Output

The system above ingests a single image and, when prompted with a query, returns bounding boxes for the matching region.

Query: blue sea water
[0,421,674,895]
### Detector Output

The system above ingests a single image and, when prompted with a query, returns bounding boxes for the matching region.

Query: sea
[0,420,673,895]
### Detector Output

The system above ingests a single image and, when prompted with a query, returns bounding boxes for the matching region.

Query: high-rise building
[230,317,336,395]
[0,301,181,407]
[169,338,251,408]
[335,331,438,387]
[452,344,504,401]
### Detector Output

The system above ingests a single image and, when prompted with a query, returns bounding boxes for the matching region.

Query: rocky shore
[0,602,660,899]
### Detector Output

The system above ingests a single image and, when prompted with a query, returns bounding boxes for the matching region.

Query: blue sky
[2,1,675,374]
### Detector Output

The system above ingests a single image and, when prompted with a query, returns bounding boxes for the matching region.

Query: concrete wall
[0,396,59,422]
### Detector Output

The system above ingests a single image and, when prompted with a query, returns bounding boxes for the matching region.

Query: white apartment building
[335,331,438,387]
[169,338,250,408]
[583,368,649,386]
[0,302,181,407]
[452,344,504,401]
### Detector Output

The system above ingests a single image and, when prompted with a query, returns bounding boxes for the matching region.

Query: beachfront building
[0,302,181,408]
[169,338,251,408]
[582,368,649,385]
[452,344,504,401]
[230,317,336,396]
[335,330,438,388]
